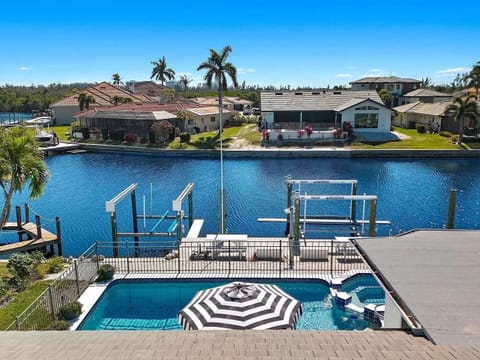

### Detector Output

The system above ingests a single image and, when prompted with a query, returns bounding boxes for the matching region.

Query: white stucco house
[260,91,392,137]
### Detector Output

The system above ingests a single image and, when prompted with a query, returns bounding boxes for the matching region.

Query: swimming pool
[78,279,374,331]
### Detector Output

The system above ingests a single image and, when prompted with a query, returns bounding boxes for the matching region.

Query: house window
[187,120,193,125]
[210,116,216,123]
[354,113,379,128]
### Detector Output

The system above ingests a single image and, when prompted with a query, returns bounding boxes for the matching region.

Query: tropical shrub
[179,132,191,143]
[96,264,115,282]
[59,301,82,320]
[45,257,65,273]
[416,124,426,134]
[46,320,71,330]
[439,131,453,138]
[125,133,137,144]
[7,252,45,289]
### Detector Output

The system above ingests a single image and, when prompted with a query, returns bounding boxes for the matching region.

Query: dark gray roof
[350,76,421,84]
[260,90,382,112]
[354,230,480,346]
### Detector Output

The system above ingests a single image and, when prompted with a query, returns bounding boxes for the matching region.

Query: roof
[76,109,176,121]
[334,97,388,112]
[354,230,480,346]
[186,106,233,116]
[75,100,205,117]
[51,82,152,107]
[192,96,253,106]
[130,81,167,96]
[350,76,421,84]
[403,88,452,98]
[260,90,383,112]
[393,101,450,116]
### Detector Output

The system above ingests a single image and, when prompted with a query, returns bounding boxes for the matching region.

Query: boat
[35,127,56,147]
[24,116,52,126]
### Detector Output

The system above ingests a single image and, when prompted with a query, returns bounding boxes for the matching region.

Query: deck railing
[7,238,367,330]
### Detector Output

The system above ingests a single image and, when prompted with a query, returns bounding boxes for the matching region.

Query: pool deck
[1,329,478,359]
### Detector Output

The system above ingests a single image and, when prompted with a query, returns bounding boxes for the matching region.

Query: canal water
[4,152,480,255]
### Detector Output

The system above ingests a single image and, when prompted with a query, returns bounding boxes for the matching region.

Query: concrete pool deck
[1,329,478,359]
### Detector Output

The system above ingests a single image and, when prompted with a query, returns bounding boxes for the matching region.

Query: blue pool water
[5,153,480,255]
[340,273,385,306]
[78,280,370,331]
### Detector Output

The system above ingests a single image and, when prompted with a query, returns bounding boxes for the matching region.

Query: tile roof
[77,109,177,121]
[186,106,233,116]
[350,76,421,84]
[403,88,452,97]
[192,96,253,106]
[75,100,205,117]
[51,82,153,107]
[393,101,450,116]
[334,98,388,112]
[260,90,382,112]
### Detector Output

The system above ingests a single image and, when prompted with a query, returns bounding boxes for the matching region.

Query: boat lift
[258,178,390,242]
[105,183,194,257]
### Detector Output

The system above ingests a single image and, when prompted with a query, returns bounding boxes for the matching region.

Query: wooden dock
[1,221,62,256]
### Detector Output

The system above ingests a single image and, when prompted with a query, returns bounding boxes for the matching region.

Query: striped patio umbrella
[178,282,303,330]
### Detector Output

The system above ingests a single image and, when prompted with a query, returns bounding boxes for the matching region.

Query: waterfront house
[350,76,422,106]
[51,82,153,125]
[191,96,253,112]
[392,101,455,132]
[260,90,392,136]
[399,88,452,105]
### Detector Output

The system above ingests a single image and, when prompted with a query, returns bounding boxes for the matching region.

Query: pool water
[339,274,385,306]
[78,280,371,331]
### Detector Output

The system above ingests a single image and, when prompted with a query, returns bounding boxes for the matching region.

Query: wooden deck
[0,222,58,256]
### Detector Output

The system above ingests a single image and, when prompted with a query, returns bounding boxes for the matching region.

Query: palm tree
[112,73,123,87]
[179,74,192,92]
[0,127,49,226]
[465,61,480,96]
[197,45,238,234]
[78,93,96,111]
[421,77,432,88]
[445,95,478,145]
[150,56,175,86]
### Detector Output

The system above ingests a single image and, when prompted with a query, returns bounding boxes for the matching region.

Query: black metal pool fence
[7,239,367,330]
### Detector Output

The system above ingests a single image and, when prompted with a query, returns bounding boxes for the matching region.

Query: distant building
[399,89,452,105]
[350,76,422,106]
[51,82,152,125]
[260,90,392,134]
[392,101,452,132]
[191,96,253,112]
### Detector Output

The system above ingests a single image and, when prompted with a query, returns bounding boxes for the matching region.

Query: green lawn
[349,127,461,150]
[168,126,243,149]
[0,280,52,330]
[0,262,11,278]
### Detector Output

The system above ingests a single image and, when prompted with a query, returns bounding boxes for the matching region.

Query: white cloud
[237,68,256,75]
[361,69,396,78]
[18,66,30,71]
[437,67,470,77]
[336,73,353,78]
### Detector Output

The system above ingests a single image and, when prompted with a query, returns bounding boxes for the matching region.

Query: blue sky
[1,0,479,88]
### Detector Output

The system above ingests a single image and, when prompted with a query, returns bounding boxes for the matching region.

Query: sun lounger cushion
[300,247,328,261]
[254,248,282,260]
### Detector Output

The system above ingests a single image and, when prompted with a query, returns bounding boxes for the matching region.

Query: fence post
[279,240,282,278]
[177,242,181,274]
[330,239,334,277]
[48,285,56,320]
[16,205,23,242]
[126,241,130,273]
[95,241,100,271]
[74,260,80,297]
[16,316,20,331]
[228,240,231,275]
